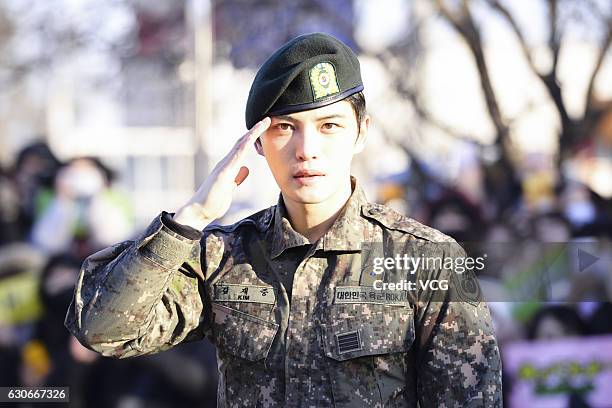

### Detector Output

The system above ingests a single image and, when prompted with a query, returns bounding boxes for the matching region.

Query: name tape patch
[333,286,409,306]
[213,284,276,304]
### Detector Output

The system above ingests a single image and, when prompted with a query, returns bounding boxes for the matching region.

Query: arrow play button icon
[577,248,599,272]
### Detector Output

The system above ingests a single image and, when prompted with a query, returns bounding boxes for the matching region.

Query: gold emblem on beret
[309,62,340,100]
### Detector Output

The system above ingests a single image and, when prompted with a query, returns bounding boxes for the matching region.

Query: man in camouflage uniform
[66,33,502,407]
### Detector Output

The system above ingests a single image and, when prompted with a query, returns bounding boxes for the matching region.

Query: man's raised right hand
[173,117,271,230]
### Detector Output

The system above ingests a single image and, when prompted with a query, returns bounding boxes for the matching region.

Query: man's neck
[282,181,353,243]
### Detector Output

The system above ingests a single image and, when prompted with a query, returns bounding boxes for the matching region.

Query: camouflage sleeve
[64,212,223,359]
[414,243,502,407]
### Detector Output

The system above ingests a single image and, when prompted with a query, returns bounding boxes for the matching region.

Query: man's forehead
[271,100,353,121]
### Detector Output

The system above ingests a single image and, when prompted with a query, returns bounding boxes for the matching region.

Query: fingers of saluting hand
[247,116,271,141]
[230,117,271,161]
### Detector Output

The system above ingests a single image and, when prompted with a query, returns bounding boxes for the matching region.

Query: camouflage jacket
[65,179,502,407]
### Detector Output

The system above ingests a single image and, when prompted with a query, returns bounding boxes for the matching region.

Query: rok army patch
[332,286,410,306]
[309,62,340,100]
[451,268,482,307]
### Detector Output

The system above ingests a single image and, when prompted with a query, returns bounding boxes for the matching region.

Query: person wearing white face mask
[30,158,133,257]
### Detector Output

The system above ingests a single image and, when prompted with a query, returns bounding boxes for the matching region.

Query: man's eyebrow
[272,113,348,122]
[315,114,347,121]
[272,115,296,122]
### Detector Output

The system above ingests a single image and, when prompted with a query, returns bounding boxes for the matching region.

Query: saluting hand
[173,117,271,230]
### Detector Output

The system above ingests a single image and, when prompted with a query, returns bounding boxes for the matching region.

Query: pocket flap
[212,303,278,362]
[320,305,414,361]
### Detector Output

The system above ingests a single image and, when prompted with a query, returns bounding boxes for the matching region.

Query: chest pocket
[320,303,415,360]
[211,303,278,362]
[319,299,415,406]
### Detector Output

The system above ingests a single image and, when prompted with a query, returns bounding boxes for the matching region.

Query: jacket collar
[270,176,370,259]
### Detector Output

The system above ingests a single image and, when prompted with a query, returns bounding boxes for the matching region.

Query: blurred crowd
[373,132,612,406]
[0,142,217,408]
[0,138,610,407]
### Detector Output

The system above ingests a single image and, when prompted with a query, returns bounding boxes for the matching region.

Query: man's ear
[254,137,265,156]
[353,115,370,154]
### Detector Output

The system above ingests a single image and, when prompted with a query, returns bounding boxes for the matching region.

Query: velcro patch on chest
[333,286,409,306]
[336,330,362,354]
[213,283,276,304]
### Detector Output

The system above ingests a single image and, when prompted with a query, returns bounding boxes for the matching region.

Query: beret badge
[309,62,340,100]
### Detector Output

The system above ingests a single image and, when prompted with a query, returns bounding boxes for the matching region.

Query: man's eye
[276,123,293,131]
[322,123,339,130]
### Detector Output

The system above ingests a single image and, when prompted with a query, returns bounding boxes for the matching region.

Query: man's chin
[282,182,333,205]
[290,191,330,205]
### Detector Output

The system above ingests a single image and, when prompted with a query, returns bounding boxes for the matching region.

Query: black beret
[245,32,364,129]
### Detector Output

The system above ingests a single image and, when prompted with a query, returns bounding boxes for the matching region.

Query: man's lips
[293,170,326,178]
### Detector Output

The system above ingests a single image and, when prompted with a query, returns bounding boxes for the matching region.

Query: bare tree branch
[543,0,573,144]
[584,12,612,115]
[434,0,509,144]
[485,0,572,141]
[548,0,561,76]
[486,0,538,72]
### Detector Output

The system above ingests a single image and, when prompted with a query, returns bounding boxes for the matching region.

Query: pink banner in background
[503,335,612,408]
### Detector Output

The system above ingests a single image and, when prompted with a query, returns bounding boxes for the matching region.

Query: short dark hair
[345,91,366,125]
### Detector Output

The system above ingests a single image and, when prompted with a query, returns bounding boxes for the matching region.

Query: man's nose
[295,126,321,161]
